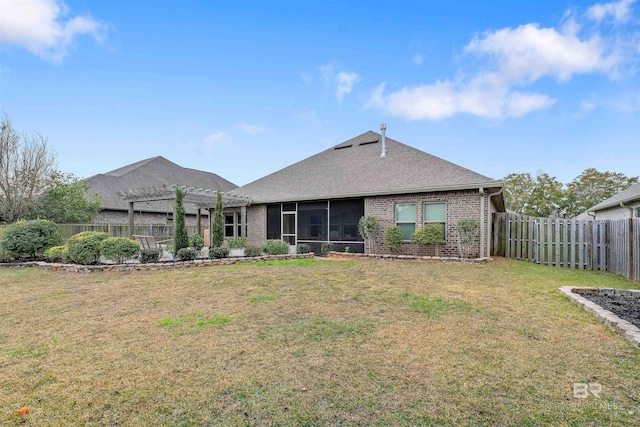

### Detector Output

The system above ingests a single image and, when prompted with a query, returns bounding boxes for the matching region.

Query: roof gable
[87,156,237,212]
[232,131,501,203]
[588,182,640,212]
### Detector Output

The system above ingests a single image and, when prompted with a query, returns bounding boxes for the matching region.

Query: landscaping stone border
[0,253,315,273]
[559,286,640,349]
[327,251,493,263]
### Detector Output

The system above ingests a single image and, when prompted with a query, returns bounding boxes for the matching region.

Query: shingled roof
[587,182,640,212]
[87,156,237,214]
[232,131,503,204]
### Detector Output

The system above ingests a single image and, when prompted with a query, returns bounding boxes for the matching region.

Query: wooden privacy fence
[493,213,640,282]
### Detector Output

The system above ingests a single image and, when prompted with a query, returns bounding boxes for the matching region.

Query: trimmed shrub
[61,247,71,263]
[44,245,66,262]
[139,248,162,264]
[411,224,444,256]
[384,226,403,252]
[177,247,197,261]
[99,237,140,264]
[261,239,289,255]
[211,192,224,248]
[320,242,334,256]
[296,243,312,254]
[244,246,263,257]
[190,234,205,252]
[174,187,189,253]
[209,247,229,259]
[66,231,110,265]
[228,237,246,249]
[0,220,62,257]
[358,216,379,253]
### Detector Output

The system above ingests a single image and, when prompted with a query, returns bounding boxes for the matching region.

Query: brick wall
[365,190,489,257]
[246,205,267,246]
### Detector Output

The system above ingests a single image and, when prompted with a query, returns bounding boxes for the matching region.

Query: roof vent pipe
[380,124,387,157]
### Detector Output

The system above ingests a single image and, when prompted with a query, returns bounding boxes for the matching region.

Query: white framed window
[424,202,446,240]
[396,204,416,240]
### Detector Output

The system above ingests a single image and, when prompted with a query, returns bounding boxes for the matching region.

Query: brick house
[230,129,505,257]
[575,183,640,220]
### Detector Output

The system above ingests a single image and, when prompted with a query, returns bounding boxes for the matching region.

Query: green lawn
[1,258,639,426]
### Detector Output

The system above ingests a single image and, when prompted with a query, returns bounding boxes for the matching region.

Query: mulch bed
[581,293,640,329]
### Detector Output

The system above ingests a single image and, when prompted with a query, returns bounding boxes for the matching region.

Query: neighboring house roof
[87,156,237,214]
[585,182,640,213]
[232,131,504,208]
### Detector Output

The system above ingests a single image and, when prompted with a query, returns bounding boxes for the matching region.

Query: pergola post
[128,202,134,238]
[197,208,202,236]
[240,206,247,238]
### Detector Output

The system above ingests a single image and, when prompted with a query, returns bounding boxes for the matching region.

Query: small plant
[320,242,334,256]
[358,216,379,253]
[209,247,229,259]
[66,231,110,265]
[190,234,205,252]
[456,218,480,258]
[99,237,140,263]
[227,237,246,249]
[344,246,350,253]
[177,247,197,261]
[244,246,263,257]
[384,225,403,252]
[0,220,62,258]
[296,243,311,254]
[43,245,66,263]
[411,224,444,256]
[139,248,162,264]
[261,239,289,255]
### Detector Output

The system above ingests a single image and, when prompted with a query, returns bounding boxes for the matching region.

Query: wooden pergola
[119,185,252,244]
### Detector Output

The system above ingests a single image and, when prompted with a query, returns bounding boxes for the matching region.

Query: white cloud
[319,63,360,101]
[412,54,424,66]
[366,3,637,121]
[587,0,636,22]
[335,71,360,101]
[238,122,263,135]
[0,0,105,63]
[465,23,619,82]
[573,99,597,118]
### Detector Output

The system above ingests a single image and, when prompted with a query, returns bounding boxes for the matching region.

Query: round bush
[209,247,229,259]
[0,220,62,257]
[261,239,290,255]
[66,231,110,265]
[384,226,403,251]
[139,248,162,264]
[296,243,311,254]
[190,234,205,252]
[177,247,197,261]
[244,246,263,257]
[320,242,334,256]
[99,237,140,264]
[44,245,66,262]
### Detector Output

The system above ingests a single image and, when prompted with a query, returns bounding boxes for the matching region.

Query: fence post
[629,218,634,281]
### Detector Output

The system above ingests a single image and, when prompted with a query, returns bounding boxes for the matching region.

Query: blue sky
[1,0,638,186]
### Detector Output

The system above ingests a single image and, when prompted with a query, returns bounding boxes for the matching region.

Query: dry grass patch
[1,259,639,426]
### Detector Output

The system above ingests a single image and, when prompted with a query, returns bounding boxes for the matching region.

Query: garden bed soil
[581,293,640,329]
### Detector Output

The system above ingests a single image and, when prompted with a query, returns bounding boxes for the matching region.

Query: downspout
[487,187,504,257]
[587,212,595,219]
[479,187,485,258]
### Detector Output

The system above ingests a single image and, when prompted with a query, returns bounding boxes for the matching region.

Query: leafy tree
[456,218,480,258]
[173,187,189,252]
[503,171,563,217]
[211,192,224,248]
[561,168,639,218]
[35,171,100,223]
[357,216,379,253]
[0,115,57,222]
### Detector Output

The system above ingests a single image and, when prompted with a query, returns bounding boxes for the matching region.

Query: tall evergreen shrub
[211,192,224,248]
[174,187,189,253]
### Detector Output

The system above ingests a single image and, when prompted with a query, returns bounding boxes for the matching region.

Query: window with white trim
[396,204,416,240]
[424,203,446,240]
